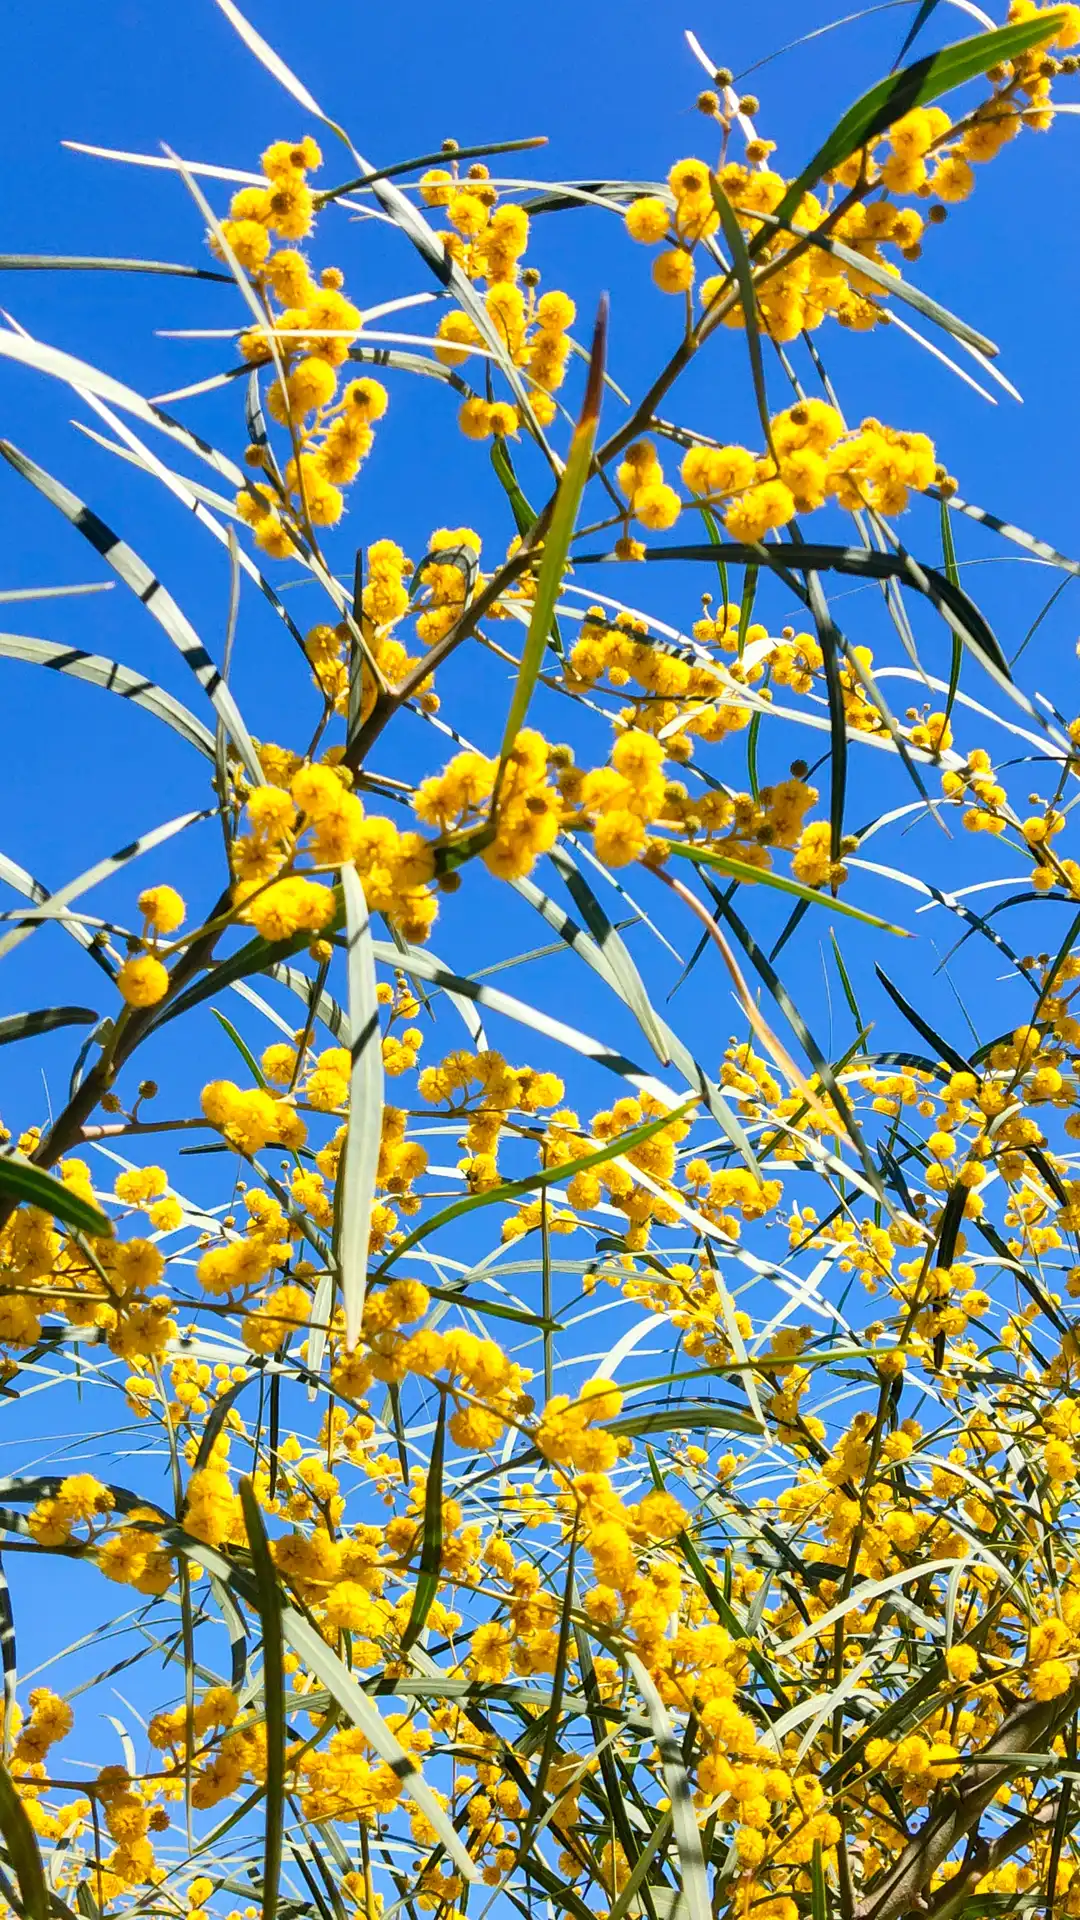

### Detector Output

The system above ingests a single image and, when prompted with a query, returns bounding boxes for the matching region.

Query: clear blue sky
[1,0,1079,1744]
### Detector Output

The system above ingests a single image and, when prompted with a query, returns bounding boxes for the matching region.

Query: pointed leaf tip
[581,293,609,427]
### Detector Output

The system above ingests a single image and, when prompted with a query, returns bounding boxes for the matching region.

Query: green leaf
[0,441,264,784]
[0,253,232,283]
[708,176,772,448]
[773,1557,963,1657]
[0,632,215,759]
[0,1156,112,1239]
[315,136,550,208]
[272,1606,481,1880]
[340,867,384,1349]
[0,1007,96,1047]
[706,886,885,1204]
[811,1840,829,1920]
[399,1390,447,1652]
[604,1812,673,1920]
[940,494,964,726]
[514,862,762,1178]
[662,840,908,933]
[745,205,997,356]
[369,941,696,1113]
[625,1652,710,1920]
[770,13,1069,233]
[239,1480,285,1920]
[575,538,1011,681]
[0,583,113,603]
[675,1522,790,1705]
[546,844,671,1065]
[210,1008,266,1087]
[490,436,537,538]
[830,927,864,1031]
[0,332,243,485]
[609,1400,761,1439]
[0,805,209,964]
[801,569,848,868]
[494,297,607,776]
[0,1757,49,1920]
[939,486,1080,581]
[0,851,114,978]
[875,966,971,1073]
[156,905,345,1031]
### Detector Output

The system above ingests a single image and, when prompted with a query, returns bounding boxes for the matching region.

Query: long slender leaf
[340,867,383,1349]
[708,176,772,447]
[238,1482,285,1920]
[0,633,215,758]
[271,1607,480,1880]
[770,14,1067,234]
[0,852,115,976]
[663,840,907,932]
[0,330,243,483]
[0,1157,112,1239]
[546,844,670,1063]
[0,807,209,962]
[495,298,607,776]
[375,1099,697,1275]
[0,442,264,783]
[399,1390,446,1651]
[624,1653,710,1920]
[0,254,232,282]
[0,1008,96,1048]
[0,1756,49,1920]
[875,966,972,1073]
[513,863,762,1176]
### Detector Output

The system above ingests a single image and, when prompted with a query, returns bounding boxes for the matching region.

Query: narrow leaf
[495,297,607,773]
[0,1156,112,1239]
[0,329,243,483]
[662,840,907,933]
[771,14,1067,233]
[340,867,383,1349]
[708,176,772,447]
[0,632,215,758]
[0,1757,48,1920]
[399,1391,446,1651]
[0,1008,96,1047]
[376,1098,697,1275]
[875,966,971,1073]
[625,1653,710,1920]
[0,442,263,783]
[239,1482,285,1920]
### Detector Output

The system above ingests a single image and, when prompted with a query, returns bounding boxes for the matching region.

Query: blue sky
[3,0,1078,1335]
[1,0,1079,1760]
[3,0,1078,1063]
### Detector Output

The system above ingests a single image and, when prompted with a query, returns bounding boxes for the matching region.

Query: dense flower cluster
[6,8,1080,1920]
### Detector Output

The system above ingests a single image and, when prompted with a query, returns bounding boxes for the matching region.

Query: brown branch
[854,1687,1078,1920]
[342,539,541,773]
[0,884,235,1232]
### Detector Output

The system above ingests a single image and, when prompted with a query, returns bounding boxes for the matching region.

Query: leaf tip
[581,293,609,428]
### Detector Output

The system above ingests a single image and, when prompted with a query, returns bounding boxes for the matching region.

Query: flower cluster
[8,15,1080,1920]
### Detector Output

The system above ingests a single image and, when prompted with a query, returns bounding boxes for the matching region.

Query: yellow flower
[117,955,170,1008]
[626,196,670,244]
[137,886,185,934]
[652,248,695,294]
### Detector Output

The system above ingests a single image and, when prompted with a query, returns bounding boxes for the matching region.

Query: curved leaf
[0,633,215,758]
[0,1156,111,1239]
[0,441,264,783]
[0,1007,96,1048]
